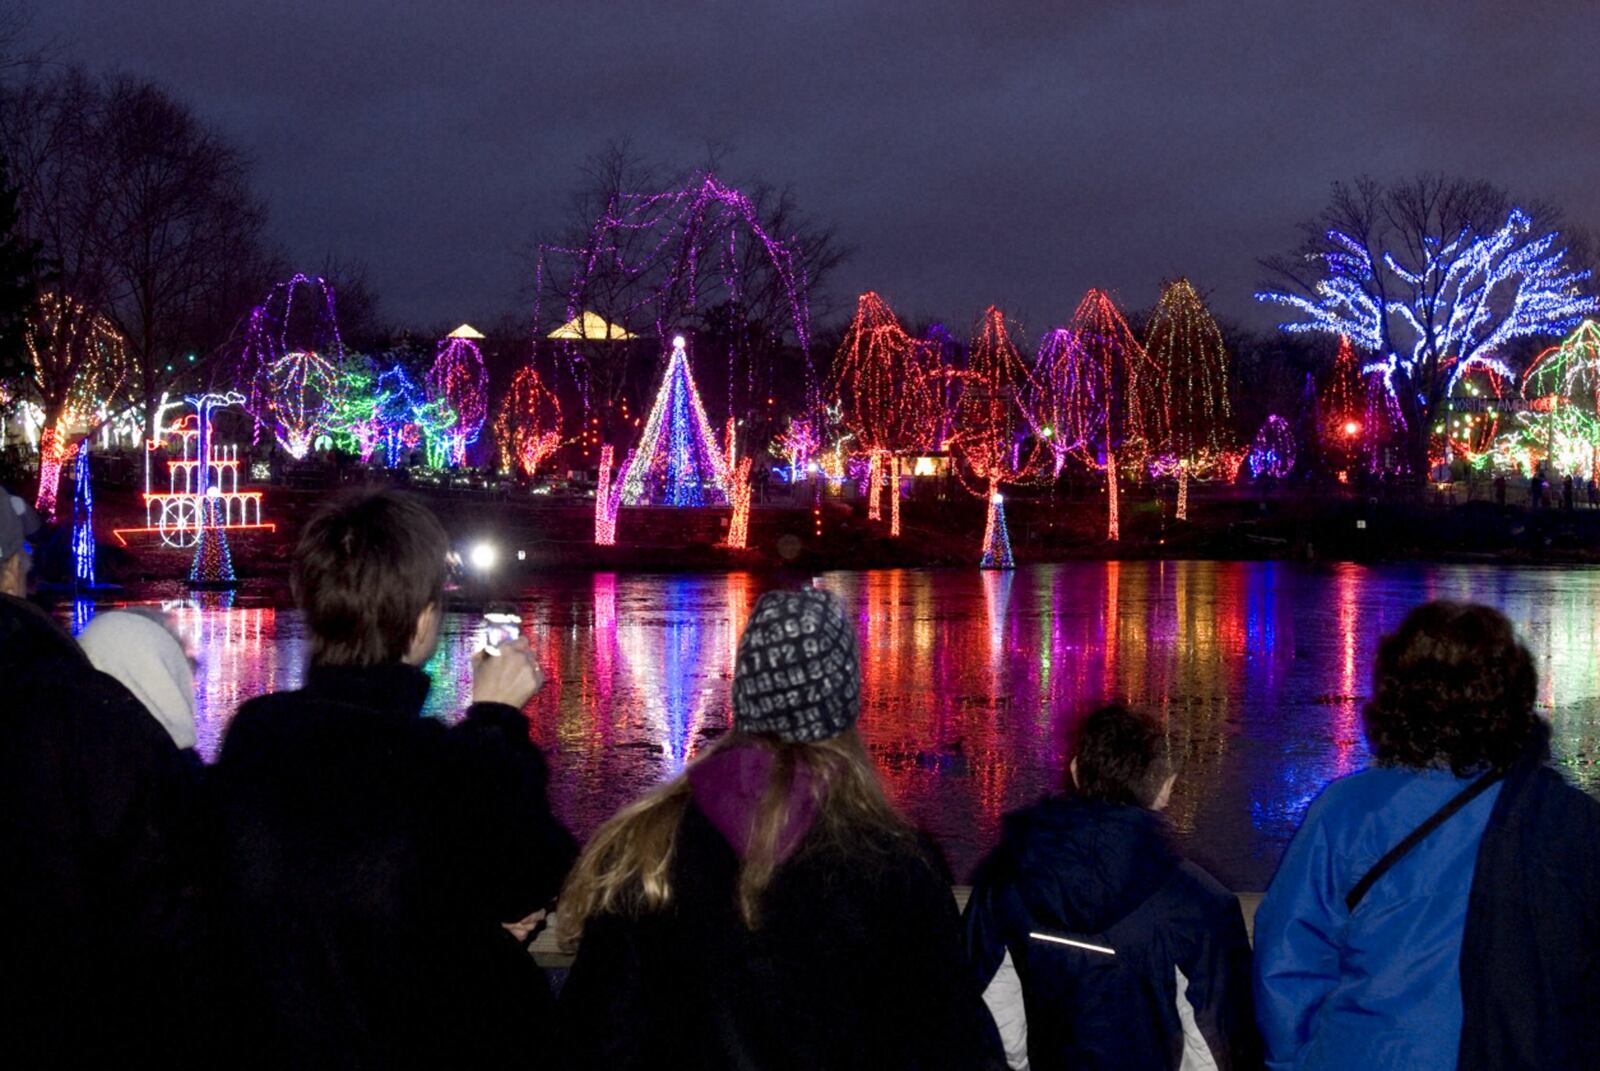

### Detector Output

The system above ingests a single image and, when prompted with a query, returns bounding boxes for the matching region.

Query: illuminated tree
[23,295,129,518]
[427,335,489,467]
[954,307,1048,565]
[615,336,729,507]
[242,274,346,458]
[1258,176,1596,474]
[493,366,564,477]
[1055,290,1159,540]
[1494,321,1600,478]
[1026,328,1088,474]
[771,416,819,482]
[1144,279,1234,517]
[829,292,938,524]
[1248,416,1297,478]
[1319,336,1366,473]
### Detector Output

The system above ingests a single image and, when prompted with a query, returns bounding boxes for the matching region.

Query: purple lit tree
[241,274,346,458]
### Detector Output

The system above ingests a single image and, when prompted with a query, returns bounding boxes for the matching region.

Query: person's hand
[471,636,543,710]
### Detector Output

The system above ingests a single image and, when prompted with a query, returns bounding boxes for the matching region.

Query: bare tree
[1,66,272,438]
[1259,175,1596,475]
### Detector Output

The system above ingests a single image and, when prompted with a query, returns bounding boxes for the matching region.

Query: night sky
[29,1,1600,335]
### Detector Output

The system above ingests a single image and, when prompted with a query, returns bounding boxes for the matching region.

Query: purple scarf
[688,744,821,863]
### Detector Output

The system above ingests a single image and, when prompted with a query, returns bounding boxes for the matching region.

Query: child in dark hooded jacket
[963,704,1258,1070]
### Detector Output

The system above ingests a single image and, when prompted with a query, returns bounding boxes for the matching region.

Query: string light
[979,491,1014,570]
[725,457,754,550]
[830,292,938,525]
[427,335,489,467]
[1248,415,1296,478]
[616,336,729,507]
[1257,207,1596,445]
[1144,279,1234,518]
[493,366,563,477]
[537,173,814,422]
[595,444,617,545]
[242,275,346,459]
[71,442,95,587]
[1492,321,1600,478]
[23,295,130,519]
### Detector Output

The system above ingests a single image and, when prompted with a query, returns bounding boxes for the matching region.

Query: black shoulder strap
[1345,769,1505,913]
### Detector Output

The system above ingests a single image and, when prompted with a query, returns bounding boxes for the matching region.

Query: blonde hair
[556,728,909,947]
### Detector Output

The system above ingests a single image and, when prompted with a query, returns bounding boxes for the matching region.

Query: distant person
[1254,602,1600,1070]
[1589,477,1599,509]
[1493,472,1507,507]
[1563,473,1576,511]
[963,704,1258,1071]
[79,609,198,754]
[211,490,576,1069]
[556,588,996,1070]
[0,488,205,1065]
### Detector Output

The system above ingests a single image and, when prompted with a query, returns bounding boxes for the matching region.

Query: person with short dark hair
[963,704,1258,1070]
[1254,602,1600,1070]
[0,487,206,1065]
[212,490,576,1068]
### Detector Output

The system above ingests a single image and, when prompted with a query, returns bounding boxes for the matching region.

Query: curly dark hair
[1071,704,1175,808]
[1363,601,1541,775]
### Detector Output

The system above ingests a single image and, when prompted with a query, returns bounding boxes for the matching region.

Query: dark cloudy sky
[28,1,1600,336]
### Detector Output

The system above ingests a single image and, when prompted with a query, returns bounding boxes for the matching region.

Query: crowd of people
[3,483,1599,1070]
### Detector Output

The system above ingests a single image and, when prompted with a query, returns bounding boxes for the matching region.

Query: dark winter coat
[557,801,999,1070]
[963,797,1258,1071]
[211,662,577,1069]
[1458,732,1600,1070]
[0,593,205,1066]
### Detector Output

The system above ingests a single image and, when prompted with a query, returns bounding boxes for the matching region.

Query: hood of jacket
[989,795,1181,935]
[687,742,820,863]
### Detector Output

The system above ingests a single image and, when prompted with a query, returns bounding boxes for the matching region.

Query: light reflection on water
[69,562,1600,889]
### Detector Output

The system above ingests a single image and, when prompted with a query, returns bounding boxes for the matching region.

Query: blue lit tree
[1257,176,1596,474]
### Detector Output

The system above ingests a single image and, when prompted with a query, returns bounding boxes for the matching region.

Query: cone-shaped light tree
[1320,336,1365,474]
[617,335,730,507]
[829,292,938,531]
[953,307,1049,567]
[23,295,130,519]
[1056,290,1160,540]
[1144,279,1234,519]
[493,366,564,477]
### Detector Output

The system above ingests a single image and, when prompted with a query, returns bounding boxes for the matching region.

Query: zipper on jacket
[1028,931,1116,956]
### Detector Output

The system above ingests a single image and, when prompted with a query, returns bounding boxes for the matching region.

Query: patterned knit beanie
[732,588,860,742]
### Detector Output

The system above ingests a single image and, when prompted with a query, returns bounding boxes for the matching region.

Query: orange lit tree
[23,295,129,519]
[953,306,1049,566]
[829,291,938,534]
[1144,279,1234,519]
[493,366,564,477]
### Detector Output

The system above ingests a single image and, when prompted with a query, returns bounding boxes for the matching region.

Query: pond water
[73,561,1600,890]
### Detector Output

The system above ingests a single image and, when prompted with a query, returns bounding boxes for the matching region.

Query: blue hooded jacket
[1253,767,1502,1071]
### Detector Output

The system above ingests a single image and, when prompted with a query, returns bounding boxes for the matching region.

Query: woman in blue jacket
[1254,601,1599,1071]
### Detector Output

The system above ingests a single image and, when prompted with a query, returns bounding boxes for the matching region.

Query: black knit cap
[732,588,861,743]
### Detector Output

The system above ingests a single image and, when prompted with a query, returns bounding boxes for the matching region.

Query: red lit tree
[829,291,938,527]
[1056,290,1159,540]
[953,306,1049,565]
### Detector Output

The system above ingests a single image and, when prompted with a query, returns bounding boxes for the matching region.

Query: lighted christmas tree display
[954,307,1048,565]
[370,365,455,468]
[979,491,1015,570]
[71,441,95,587]
[23,295,130,519]
[1054,290,1160,540]
[493,366,563,477]
[242,275,346,458]
[1320,336,1366,474]
[326,360,386,462]
[830,292,938,525]
[427,331,489,467]
[1027,328,1088,474]
[1144,279,1234,518]
[184,392,244,586]
[616,336,730,507]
